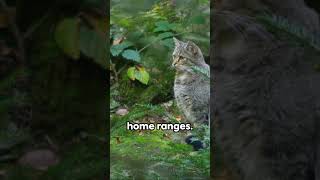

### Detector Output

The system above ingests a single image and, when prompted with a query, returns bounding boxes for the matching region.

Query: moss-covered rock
[117,68,174,106]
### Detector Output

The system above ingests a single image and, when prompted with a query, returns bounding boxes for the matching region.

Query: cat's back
[174,65,209,102]
[212,10,320,180]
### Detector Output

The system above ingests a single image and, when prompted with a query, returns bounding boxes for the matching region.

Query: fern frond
[191,66,210,80]
[257,14,320,51]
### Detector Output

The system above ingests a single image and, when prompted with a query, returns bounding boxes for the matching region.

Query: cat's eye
[176,56,183,62]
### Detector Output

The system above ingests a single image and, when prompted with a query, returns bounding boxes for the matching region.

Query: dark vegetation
[212,0,320,179]
[0,0,107,179]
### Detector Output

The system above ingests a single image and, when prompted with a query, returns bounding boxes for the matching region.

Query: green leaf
[153,21,176,32]
[191,66,210,79]
[157,32,174,39]
[110,41,134,56]
[79,26,108,69]
[136,67,150,85]
[121,49,141,62]
[127,67,136,80]
[160,38,174,48]
[126,66,150,85]
[55,18,80,59]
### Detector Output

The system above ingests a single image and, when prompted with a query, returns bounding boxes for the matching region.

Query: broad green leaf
[154,26,170,32]
[155,21,170,27]
[153,21,176,32]
[55,18,80,59]
[127,67,136,80]
[160,38,174,48]
[157,32,174,39]
[136,67,150,85]
[121,49,141,62]
[110,41,134,56]
[127,66,150,85]
[79,26,108,69]
[191,66,210,79]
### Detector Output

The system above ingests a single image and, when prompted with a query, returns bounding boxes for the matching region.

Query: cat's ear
[173,37,180,46]
[186,41,199,56]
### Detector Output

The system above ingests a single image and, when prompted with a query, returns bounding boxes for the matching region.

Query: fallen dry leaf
[175,115,182,122]
[112,36,125,45]
[116,108,129,116]
[0,170,6,177]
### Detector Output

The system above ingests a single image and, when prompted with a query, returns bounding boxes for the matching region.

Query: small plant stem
[110,59,119,83]
[138,31,192,53]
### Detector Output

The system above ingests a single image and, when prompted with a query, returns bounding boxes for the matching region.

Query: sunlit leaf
[127,67,136,80]
[136,66,150,85]
[55,18,80,59]
[127,66,150,85]
[121,49,141,62]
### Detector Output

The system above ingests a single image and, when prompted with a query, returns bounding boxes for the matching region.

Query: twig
[110,59,119,83]
[23,9,52,39]
[116,62,128,76]
[138,31,191,53]
[80,132,107,143]
[45,135,59,151]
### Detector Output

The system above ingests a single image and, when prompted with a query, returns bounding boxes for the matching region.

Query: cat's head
[172,37,205,69]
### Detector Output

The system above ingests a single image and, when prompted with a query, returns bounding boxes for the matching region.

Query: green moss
[117,69,174,106]
[42,141,105,180]
[110,103,210,179]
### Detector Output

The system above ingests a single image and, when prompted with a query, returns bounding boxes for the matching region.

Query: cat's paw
[185,135,204,151]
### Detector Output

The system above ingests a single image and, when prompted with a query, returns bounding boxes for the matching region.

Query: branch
[138,31,191,53]
[110,59,119,83]
[23,10,52,39]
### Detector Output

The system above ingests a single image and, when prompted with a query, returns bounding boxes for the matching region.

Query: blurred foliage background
[0,0,107,179]
[110,0,210,105]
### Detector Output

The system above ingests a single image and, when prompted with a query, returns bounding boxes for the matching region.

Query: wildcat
[172,37,210,149]
[212,10,320,180]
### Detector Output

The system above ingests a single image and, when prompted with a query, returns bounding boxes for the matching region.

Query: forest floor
[0,127,106,180]
[110,101,210,180]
